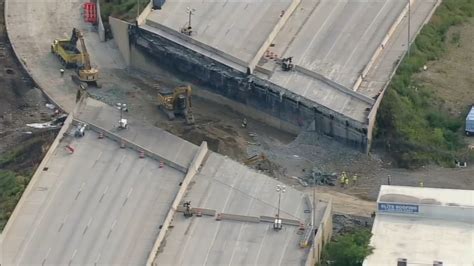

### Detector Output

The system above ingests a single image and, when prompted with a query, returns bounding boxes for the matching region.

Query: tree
[322,229,374,266]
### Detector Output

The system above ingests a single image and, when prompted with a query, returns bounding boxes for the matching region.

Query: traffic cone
[120,141,125,149]
[274,54,279,61]
[98,132,104,139]
[159,161,164,168]
[216,213,222,221]
[139,151,145,158]
[65,145,75,154]
[298,222,305,231]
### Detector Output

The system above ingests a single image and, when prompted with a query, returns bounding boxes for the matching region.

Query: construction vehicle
[157,85,195,125]
[51,28,99,85]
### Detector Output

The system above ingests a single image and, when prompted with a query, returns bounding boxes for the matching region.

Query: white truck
[466,106,474,136]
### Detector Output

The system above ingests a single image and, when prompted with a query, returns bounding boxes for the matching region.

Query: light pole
[407,0,411,57]
[274,185,286,231]
[276,185,286,219]
[186,7,195,29]
[117,103,128,129]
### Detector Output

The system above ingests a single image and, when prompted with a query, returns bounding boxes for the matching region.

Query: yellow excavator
[51,28,99,85]
[157,85,195,125]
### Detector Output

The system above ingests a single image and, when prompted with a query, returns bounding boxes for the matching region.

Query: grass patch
[100,0,149,22]
[0,170,30,231]
[375,0,474,168]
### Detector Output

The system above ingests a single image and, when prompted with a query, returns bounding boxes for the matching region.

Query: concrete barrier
[260,216,301,226]
[294,65,374,105]
[305,200,333,266]
[247,0,301,74]
[219,213,260,223]
[136,1,153,26]
[353,0,412,92]
[71,119,188,173]
[147,142,208,266]
[176,206,216,217]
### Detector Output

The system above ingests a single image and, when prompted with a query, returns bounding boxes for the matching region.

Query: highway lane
[3,130,185,265]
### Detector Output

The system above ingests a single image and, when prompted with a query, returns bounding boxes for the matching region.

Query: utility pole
[407,0,411,57]
[312,175,316,259]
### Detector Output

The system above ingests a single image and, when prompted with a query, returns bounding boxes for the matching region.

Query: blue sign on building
[378,203,419,214]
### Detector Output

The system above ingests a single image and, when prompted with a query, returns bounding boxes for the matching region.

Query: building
[364,185,474,266]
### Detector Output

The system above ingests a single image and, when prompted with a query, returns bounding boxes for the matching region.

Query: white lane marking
[122,187,134,207]
[83,217,93,235]
[99,186,109,203]
[68,249,77,266]
[58,214,68,232]
[94,252,102,266]
[107,219,117,239]
[41,247,51,266]
[75,182,86,200]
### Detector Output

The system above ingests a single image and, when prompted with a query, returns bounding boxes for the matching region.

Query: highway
[1,130,185,265]
[155,153,327,265]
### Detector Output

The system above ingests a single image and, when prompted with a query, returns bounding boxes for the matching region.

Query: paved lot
[155,152,328,265]
[0,129,185,265]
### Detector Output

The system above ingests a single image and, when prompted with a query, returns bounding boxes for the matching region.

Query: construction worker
[60,68,65,77]
[344,176,349,187]
[419,181,424,187]
[339,172,346,187]
[352,174,358,185]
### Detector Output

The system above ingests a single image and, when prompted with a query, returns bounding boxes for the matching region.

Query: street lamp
[117,103,128,129]
[274,185,286,231]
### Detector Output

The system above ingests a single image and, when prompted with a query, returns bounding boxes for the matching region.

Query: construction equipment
[157,85,195,125]
[281,57,294,71]
[51,28,99,85]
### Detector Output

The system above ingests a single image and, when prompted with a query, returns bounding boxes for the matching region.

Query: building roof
[378,185,474,207]
[364,186,474,266]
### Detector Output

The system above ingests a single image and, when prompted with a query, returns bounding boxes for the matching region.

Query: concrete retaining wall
[72,119,188,172]
[96,0,106,42]
[109,17,131,65]
[305,200,333,266]
[128,26,369,151]
[147,142,208,266]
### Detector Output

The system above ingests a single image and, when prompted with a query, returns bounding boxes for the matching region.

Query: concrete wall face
[109,17,131,65]
[129,26,368,151]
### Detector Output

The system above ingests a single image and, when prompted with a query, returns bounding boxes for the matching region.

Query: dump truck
[51,28,82,68]
[466,106,474,136]
[51,28,99,85]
